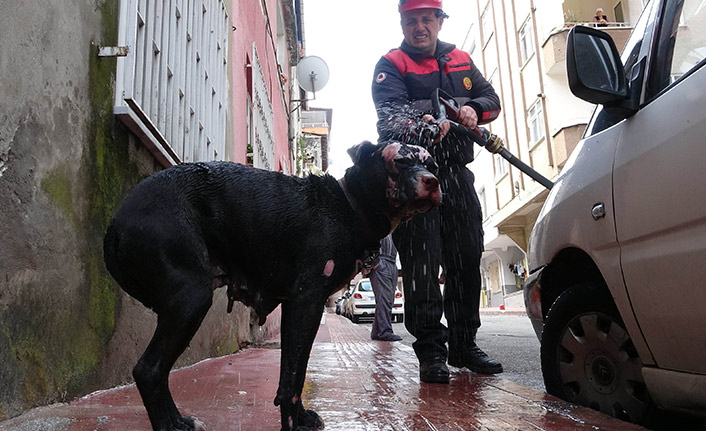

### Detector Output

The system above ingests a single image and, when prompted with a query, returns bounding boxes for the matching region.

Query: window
[528,99,545,145]
[358,281,373,292]
[647,0,706,97]
[494,153,508,179]
[114,0,230,166]
[519,18,534,64]
[614,2,625,23]
[481,3,493,44]
[246,96,254,166]
[479,187,488,220]
[250,45,276,170]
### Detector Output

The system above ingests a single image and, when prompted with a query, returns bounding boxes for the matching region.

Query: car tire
[541,283,652,424]
[351,315,359,324]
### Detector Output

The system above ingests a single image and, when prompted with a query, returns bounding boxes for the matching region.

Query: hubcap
[585,351,618,393]
[556,312,649,422]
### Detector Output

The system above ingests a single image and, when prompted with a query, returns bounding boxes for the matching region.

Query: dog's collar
[338,178,383,252]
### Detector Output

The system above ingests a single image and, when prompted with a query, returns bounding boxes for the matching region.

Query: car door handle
[592,202,606,220]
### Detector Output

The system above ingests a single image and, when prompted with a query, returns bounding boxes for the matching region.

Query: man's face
[400,8,444,56]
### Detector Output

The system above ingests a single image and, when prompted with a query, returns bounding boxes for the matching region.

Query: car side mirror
[566,26,628,105]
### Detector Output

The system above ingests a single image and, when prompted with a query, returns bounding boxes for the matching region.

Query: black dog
[103,140,441,431]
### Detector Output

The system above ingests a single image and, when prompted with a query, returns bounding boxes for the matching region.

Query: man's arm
[465,58,501,125]
[372,57,429,144]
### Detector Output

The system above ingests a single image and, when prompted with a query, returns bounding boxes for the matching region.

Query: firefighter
[372,0,503,383]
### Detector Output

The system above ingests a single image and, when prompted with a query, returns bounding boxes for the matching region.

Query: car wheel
[541,283,652,424]
[351,315,359,324]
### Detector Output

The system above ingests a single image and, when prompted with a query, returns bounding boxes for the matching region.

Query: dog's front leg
[274,293,327,431]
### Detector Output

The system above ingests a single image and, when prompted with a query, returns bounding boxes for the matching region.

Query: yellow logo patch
[463,77,472,90]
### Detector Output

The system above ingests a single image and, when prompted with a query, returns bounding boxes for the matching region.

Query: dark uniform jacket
[372,40,501,166]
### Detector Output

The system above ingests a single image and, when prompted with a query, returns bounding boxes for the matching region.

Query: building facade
[464,0,642,307]
[231,0,300,172]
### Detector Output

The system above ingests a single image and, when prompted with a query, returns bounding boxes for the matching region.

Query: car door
[614,0,706,374]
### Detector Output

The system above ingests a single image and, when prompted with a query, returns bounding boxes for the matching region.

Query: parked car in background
[346,279,375,323]
[391,287,404,324]
[335,288,351,316]
[344,278,405,324]
[524,0,706,427]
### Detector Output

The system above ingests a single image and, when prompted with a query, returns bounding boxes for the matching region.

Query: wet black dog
[103,140,441,431]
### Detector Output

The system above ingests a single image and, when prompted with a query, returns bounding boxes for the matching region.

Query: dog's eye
[394,158,415,169]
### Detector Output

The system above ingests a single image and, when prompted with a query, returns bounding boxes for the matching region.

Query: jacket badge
[376,72,387,83]
[463,76,473,90]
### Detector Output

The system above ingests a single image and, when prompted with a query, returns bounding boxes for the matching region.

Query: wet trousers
[392,167,483,361]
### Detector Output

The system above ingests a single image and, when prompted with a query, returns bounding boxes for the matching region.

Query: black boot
[448,344,503,374]
[419,356,450,384]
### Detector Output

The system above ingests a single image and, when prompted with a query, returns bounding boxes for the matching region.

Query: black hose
[448,122,554,190]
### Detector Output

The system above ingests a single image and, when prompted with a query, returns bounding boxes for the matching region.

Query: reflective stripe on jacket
[372,40,501,165]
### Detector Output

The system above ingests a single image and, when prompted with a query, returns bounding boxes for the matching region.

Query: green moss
[52,322,105,396]
[212,329,241,357]
[87,255,116,339]
[39,0,134,399]
[40,166,79,230]
[0,0,150,412]
[7,330,50,405]
[87,0,136,231]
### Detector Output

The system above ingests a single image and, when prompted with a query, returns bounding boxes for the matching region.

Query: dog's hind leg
[133,274,213,431]
[275,292,327,431]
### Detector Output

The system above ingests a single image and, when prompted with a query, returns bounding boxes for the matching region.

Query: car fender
[528,122,654,366]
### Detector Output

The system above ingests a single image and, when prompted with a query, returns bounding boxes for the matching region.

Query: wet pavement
[0,312,646,431]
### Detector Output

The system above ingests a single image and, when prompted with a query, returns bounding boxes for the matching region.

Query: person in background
[371,0,503,383]
[369,235,402,342]
[594,8,609,26]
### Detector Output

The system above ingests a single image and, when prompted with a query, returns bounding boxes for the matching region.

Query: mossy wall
[0,0,273,421]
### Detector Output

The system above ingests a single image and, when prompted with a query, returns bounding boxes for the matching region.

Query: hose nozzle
[485,134,505,154]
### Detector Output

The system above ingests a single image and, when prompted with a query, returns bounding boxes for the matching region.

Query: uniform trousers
[392,166,484,361]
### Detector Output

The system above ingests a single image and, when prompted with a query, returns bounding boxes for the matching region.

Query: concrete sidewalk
[0,312,645,431]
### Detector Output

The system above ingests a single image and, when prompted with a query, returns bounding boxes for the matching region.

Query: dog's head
[345,141,441,227]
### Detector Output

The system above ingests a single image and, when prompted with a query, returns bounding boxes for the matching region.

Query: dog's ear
[347,141,378,165]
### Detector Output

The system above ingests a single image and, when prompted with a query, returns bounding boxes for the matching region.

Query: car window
[646,0,706,98]
[358,281,373,292]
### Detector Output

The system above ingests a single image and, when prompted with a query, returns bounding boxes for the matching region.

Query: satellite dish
[296,56,329,95]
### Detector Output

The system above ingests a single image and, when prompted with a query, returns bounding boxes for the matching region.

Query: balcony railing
[542,23,633,75]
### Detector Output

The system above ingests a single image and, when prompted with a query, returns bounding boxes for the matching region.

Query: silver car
[524,0,706,426]
[345,278,404,324]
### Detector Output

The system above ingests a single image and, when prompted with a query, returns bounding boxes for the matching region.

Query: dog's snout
[421,173,439,189]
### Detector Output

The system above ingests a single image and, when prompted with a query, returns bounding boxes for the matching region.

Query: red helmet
[398,0,444,13]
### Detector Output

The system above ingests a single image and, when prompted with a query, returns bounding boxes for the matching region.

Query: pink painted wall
[231,0,293,172]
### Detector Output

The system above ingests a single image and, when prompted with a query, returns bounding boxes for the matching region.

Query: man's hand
[422,114,450,144]
[422,105,478,144]
[456,105,479,130]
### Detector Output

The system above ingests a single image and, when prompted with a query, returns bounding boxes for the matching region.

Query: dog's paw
[297,409,324,430]
[178,416,206,431]
[191,417,207,431]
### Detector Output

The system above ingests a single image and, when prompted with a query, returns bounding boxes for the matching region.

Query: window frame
[518,17,535,65]
[527,99,545,146]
